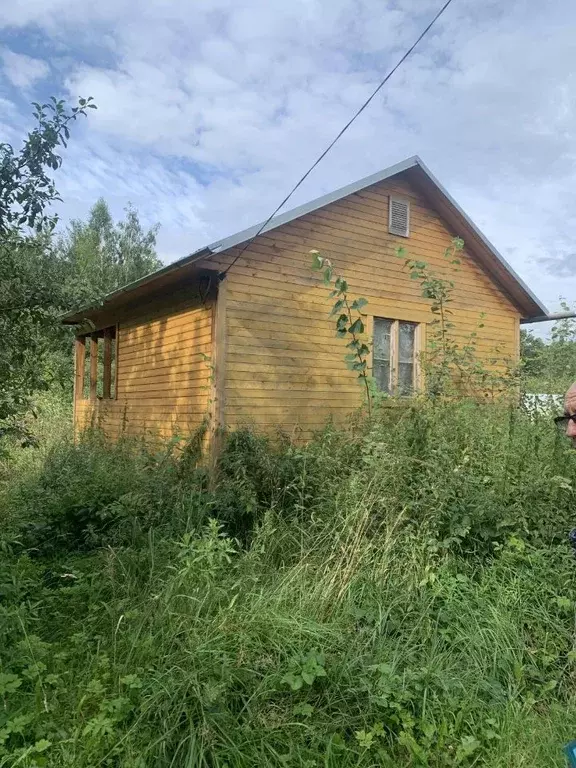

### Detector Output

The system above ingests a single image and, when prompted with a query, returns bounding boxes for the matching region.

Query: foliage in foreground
[1,400,576,766]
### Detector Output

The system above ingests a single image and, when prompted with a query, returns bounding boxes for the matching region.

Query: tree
[0,97,96,235]
[42,200,162,392]
[0,97,95,441]
[58,198,161,309]
[520,302,576,392]
[520,329,546,377]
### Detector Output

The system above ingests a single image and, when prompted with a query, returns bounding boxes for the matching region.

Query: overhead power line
[222,0,455,276]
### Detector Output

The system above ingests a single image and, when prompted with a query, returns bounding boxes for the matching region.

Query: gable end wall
[199,174,520,437]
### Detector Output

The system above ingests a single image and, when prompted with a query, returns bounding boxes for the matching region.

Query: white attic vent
[388,196,410,237]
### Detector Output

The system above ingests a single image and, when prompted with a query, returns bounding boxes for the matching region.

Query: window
[373,318,419,395]
[75,326,117,401]
[388,196,410,237]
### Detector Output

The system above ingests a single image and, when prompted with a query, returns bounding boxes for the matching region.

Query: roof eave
[61,246,214,324]
[407,160,547,320]
[61,154,547,324]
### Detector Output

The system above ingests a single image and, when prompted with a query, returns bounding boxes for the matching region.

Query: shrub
[1,399,576,766]
[1,429,207,554]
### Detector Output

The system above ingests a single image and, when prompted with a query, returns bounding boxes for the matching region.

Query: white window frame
[370,316,423,395]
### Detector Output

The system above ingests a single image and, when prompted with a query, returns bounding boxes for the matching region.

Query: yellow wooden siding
[200,176,520,437]
[75,297,214,441]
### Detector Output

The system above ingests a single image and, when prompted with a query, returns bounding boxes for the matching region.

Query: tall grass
[1,398,576,766]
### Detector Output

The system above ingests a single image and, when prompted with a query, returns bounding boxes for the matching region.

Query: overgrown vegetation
[3,93,576,768]
[0,100,161,445]
[0,97,94,442]
[521,302,576,394]
[312,239,521,416]
[398,239,519,399]
[2,398,576,767]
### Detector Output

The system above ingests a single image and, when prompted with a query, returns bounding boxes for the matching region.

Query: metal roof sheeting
[62,155,547,323]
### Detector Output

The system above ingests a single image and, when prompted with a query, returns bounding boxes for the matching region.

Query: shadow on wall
[79,278,216,441]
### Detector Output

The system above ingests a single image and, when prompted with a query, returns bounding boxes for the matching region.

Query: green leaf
[120,673,143,689]
[293,703,314,717]
[330,299,345,316]
[351,297,368,310]
[281,673,303,691]
[0,673,22,695]
[355,730,374,748]
[398,731,427,762]
[421,721,436,739]
[454,735,481,764]
[348,318,364,335]
[310,251,324,271]
[33,740,53,754]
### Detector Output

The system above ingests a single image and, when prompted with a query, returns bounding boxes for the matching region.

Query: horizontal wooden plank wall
[75,295,214,441]
[199,175,520,438]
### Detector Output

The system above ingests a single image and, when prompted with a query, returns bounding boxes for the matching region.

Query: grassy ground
[1,396,576,766]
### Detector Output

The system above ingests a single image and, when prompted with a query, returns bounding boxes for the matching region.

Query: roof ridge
[62,155,547,322]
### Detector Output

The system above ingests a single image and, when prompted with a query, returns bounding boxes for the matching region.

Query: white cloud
[1,48,49,89]
[1,0,576,314]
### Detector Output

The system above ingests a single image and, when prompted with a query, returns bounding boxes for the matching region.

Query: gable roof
[63,156,547,324]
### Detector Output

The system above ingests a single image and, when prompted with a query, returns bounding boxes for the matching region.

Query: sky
[1,0,575,329]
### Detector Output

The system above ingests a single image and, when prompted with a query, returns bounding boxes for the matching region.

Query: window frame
[74,324,118,402]
[388,195,411,238]
[369,316,423,395]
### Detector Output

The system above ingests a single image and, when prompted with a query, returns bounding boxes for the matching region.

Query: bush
[1,429,208,554]
[5,400,576,558]
[1,400,576,766]
[215,401,576,556]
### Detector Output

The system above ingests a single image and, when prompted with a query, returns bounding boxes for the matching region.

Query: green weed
[1,398,576,766]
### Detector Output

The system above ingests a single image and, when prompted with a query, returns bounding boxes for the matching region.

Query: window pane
[373,318,392,360]
[398,362,414,395]
[110,337,117,398]
[374,360,391,393]
[97,345,104,398]
[398,322,416,363]
[80,328,116,400]
[83,340,90,399]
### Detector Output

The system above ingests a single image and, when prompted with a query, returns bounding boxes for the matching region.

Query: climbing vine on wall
[397,237,518,399]
[310,250,373,416]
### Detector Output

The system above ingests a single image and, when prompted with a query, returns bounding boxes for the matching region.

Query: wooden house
[62,156,546,449]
